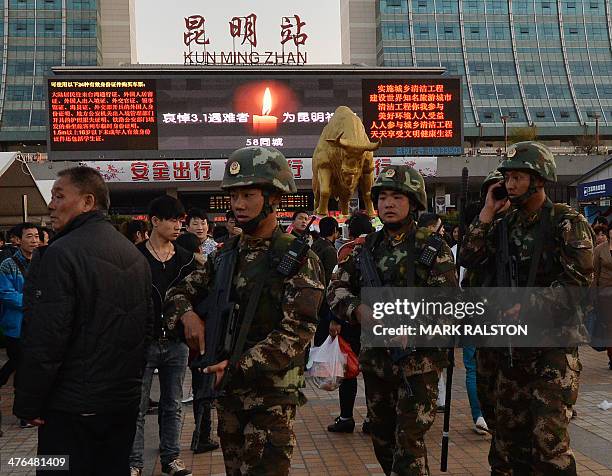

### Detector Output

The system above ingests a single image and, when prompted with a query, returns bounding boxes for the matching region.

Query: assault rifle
[189,241,239,450]
[357,234,416,381]
[496,218,519,289]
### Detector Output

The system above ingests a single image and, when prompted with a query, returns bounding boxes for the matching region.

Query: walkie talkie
[418,223,445,268]
[277,216,316,277]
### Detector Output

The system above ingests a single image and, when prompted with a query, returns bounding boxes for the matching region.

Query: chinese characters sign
[133,0,341,65]
[82,156,437,184]
[183,11,308,65]
[48,80,158,151]
[362,79,462,156]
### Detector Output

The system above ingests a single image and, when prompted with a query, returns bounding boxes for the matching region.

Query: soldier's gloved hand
[204,360,229,389]
[354,304,376,329]
[480,181,509,223]
[180,310,205,354]
[329,320,342,337]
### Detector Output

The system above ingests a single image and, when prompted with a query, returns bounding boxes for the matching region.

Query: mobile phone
[492,182,508,200]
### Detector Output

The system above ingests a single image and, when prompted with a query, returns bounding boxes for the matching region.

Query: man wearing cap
[460,141,593,475]
[164,147,324,476]
[327,165,458,475]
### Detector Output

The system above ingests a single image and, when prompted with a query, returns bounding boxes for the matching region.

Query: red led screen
[361,78,462,151]
[48,80,158,151]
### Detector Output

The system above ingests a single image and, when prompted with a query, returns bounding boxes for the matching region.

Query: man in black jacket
[129,196,196,476]
[14,167,153,476]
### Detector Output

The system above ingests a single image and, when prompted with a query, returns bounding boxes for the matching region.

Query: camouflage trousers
[362,355,440,476]
[493,348,581,476]
[216,400,297,476]
[476,348,511,476]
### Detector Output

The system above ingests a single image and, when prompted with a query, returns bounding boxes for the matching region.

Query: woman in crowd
[594,223,609,247]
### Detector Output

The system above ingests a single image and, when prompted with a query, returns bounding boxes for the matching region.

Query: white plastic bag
[598,400,612,411]
[306,336,346,391]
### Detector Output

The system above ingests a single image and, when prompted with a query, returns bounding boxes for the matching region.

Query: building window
[509,111,518,118]
[569,27,578,34]
[418,0,428,7]
[542,1,550,7]
[590,1,599,7]
[560,111,570,118]
[520,26,529,34]
[387,0,402,6]
[535,111,546,118]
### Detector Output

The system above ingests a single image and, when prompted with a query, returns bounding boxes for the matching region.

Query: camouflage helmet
[221,146,297,193]
[481,169,504,198]
[371,165,427,211]
[498,141,557,182]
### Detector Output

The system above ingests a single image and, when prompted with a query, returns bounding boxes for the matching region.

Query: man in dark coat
[14,166,153,476]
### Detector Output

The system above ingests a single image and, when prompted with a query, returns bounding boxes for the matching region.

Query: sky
[133,0,342,65]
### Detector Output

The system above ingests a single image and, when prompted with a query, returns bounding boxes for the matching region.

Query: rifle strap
[406,231,416,287]
[360,231,385,286]
[215,237,240,292]
[526,200,553,287]
[496,218,509,286]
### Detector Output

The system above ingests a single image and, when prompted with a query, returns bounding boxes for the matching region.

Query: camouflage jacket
[460,200,594,349]
[327,222,458,375]
[460,201,593,287]
[164,226,325,408]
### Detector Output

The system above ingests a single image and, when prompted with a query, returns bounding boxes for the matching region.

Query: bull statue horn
[339,138,381,152]
[326,133,344,146]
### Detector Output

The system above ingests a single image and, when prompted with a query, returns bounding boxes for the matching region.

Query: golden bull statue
[312,106,380,217]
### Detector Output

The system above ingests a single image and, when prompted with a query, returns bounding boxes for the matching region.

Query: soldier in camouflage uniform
[459,141,594,475]
[164,146,325,476]
[328,165,458,476]
[465,169,513,476]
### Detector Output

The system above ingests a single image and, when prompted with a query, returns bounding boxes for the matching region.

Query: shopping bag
[337,336,360,379]
[306,336,346,391]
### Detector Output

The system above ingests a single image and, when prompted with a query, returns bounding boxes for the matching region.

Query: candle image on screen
[253,87,278,134]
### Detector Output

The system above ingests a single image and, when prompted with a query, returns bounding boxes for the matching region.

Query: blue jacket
[0,249,29,338]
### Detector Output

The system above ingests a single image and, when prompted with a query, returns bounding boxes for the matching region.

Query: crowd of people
[0,141,609,476]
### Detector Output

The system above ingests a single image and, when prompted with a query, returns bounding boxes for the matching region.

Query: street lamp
[594,113,600,154]
[500,115,510,154]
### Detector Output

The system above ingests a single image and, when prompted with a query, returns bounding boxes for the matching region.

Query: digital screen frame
[47,69,463,160]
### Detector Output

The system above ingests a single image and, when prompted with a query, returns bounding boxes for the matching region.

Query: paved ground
[1,347,611,475]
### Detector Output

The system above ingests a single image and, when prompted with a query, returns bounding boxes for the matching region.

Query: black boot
[190,398,219,453]
[192,435,220,454]
[361,419,371,434]
[327,416,355,433]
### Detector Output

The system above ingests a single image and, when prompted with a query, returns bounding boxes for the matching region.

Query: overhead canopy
[0,152,53,226]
